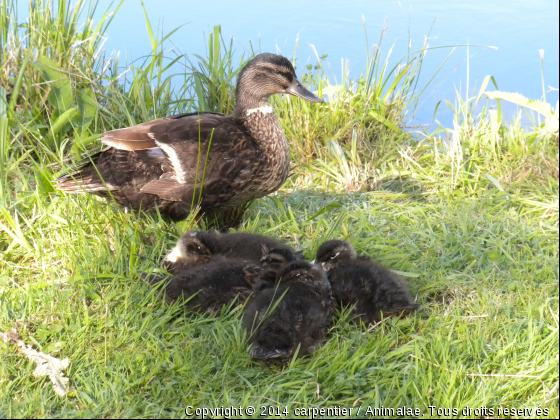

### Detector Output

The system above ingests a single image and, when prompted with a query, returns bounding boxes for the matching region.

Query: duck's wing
[100,112,225,151]
[57,111,259,209]
[149,114,257,201]
[111,112,257,202]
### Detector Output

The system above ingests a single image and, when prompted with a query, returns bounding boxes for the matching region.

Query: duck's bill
[286,78,325,103]
[310,260,325,272]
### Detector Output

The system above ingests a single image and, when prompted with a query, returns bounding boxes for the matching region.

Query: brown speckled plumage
[240,111,291,196]
[55,53,323,221]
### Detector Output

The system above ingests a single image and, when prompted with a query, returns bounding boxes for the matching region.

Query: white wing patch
[246,105,273,116]
[153,137,188,184]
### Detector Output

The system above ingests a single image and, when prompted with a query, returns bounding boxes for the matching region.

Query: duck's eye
[198,246,206,254]
[330,252,340,260]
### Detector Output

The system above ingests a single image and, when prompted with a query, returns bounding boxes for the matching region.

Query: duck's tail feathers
[55,173,112,193]
[54,152,115,194]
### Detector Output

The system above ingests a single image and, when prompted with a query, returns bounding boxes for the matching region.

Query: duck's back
[329,259,418,323]
[165,258,255,311]
[211,232,296,262]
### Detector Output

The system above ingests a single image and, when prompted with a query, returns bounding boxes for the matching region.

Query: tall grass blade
[0,85,7,201]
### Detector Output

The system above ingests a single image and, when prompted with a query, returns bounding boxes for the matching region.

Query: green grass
[1,0,558,418]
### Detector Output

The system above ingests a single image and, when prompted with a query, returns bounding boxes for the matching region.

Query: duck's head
[234,53,324,115]
[163,230,218,268]
[277,260,329,293]
[314,240,357,272]
[260,245,300,270]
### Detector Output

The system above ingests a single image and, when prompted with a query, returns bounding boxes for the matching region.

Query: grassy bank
[1,0,558,418]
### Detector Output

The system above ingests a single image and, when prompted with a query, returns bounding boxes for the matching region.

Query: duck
[163,229,298,274]
[55,53,324,222]
[150,258,264,313]
[314,240,419,325]
[243,260,333,365]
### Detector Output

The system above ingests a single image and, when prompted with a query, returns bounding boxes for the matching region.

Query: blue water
[19,0,560,128]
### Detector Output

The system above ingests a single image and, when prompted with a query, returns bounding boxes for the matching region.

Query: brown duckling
[163,230,297,274]
[314,240,419,325]
[243,261,333,365]
[151,259,264,314]
[55,53,324,222]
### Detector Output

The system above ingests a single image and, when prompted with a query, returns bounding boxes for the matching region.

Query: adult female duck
[55,53,323,221]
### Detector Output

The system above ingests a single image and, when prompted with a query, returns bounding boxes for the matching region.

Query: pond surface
[19,0,560,128]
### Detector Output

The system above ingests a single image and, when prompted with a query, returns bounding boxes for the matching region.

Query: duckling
[157,259,264,314]
[315,240,419,325]
[243,261,333,365]
[55,53,324,223]
[163,230,297,274]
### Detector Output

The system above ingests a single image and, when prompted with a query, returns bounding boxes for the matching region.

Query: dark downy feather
[243,261,333,365]
[163,230,298,274]
[160,259,263,314]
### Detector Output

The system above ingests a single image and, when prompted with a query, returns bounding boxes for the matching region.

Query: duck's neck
[231,90,271,119]
[232,92,283,145]
[232,103,274,120]
[233,96,290,193]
